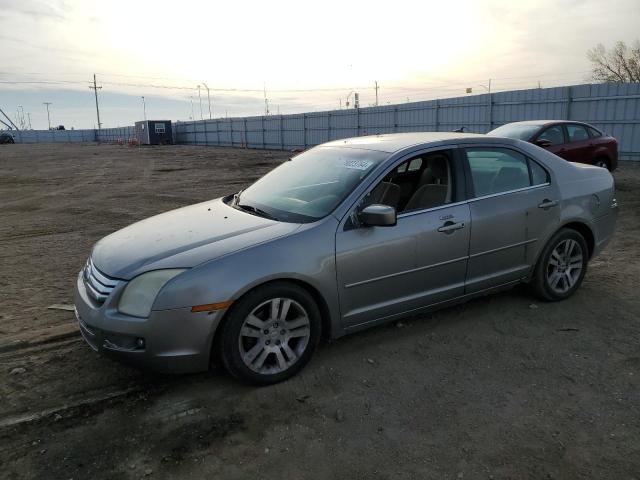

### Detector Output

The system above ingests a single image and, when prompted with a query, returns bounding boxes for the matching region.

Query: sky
[1,0,639,130]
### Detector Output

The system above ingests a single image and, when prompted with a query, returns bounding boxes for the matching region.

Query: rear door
[525,159,562,265]
[564,124,593,165]
[462,146,558,293]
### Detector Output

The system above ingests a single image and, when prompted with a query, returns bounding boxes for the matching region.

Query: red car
[488,120,618,171]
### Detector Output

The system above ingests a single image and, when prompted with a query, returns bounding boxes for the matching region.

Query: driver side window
[362,150,454,214]
[537,125,565,146]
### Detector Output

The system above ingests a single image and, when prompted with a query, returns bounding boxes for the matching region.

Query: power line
[0,70,593,96]
[0,79,88,86]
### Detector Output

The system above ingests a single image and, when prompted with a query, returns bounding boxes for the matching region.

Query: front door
[536,124,570,160]
[335,148,470,330]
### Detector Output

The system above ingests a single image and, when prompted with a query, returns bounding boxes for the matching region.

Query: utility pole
[487,78,492,131]
[43,102,52,130]
[189,97,195,120]
[345,91,354,108]
[263,83,269,116]
[17,106,25,129]
[141,96,147,121]
[197,85,203,120]
[202,83,212,119]
[89,74,102,130]
[374,80,379,106]
[482,79,493,130]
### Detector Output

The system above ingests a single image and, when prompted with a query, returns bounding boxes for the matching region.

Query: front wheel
[219,282,321,385]
[531,228,588,301]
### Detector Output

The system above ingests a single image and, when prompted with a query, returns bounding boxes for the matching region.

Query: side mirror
[534,138,552,148]
[359,204,397,227]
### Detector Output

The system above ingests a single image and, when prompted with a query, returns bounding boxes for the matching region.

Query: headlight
[118,269,186,318]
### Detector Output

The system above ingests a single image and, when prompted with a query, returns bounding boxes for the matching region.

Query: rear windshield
[487,124,541,140]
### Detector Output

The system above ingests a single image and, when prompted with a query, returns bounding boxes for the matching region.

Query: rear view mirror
[359,204,397,227]
[534,138,552,148]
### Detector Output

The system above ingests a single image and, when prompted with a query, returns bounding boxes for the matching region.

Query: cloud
[0,0,68,20]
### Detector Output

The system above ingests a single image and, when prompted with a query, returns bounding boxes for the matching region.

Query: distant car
[0,132,15,144]
[488,121,618,171]
[75,133,618,384]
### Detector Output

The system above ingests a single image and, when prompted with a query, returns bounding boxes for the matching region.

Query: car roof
[320,132,490,153]
[497,120,592,128]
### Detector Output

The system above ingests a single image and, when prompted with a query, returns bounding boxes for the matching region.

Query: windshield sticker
[343,159,373,170]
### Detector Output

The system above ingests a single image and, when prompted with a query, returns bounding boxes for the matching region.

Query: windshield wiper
[236,203,278,221]
[232,189,244,206]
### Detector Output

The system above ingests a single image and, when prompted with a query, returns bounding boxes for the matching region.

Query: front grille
[83,258,118,304]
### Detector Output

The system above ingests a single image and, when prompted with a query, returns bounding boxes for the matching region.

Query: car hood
[91,198,301,279]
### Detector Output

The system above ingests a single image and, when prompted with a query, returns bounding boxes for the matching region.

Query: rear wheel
[531,228,588,301]
[219,282,321,385]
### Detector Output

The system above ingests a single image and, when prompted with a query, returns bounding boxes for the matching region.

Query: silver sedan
[74,132,618,384]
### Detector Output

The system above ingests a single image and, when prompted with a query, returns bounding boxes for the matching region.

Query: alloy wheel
[546,239,584,294]
[238,297,311,375]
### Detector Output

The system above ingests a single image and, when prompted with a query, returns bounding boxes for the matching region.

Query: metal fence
[174,82,640,160]
[96,126,136,143]
[10,126,136,143]
[10,129,97,143]
[7,82,640,160]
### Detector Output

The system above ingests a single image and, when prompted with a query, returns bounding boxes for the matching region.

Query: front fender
[151,217,343,336]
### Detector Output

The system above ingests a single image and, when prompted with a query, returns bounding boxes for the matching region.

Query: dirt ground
[0,143,639,480]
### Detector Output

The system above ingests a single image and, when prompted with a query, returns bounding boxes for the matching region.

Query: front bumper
[74,271,224,374]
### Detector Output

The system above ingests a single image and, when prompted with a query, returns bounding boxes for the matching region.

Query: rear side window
[566,124,589,142]
[466,148,530,197]
[530,160,549,186]
[395,158,424,174]
[407,158,422,171]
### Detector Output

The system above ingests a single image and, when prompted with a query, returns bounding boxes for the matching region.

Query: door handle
[437,221,465,233]
[538,199,558,209]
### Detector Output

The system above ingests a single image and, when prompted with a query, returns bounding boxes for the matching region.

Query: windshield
[234,146,389,223]
[487,124,541,140]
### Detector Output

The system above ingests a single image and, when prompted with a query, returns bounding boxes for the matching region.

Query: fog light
[135,337,145,349]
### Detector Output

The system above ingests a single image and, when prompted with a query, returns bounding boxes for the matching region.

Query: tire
[531,228,589,301]
[594,157,610,170]
[219,282,321,385]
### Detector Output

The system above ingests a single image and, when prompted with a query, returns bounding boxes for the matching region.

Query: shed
[135,120,173,145]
